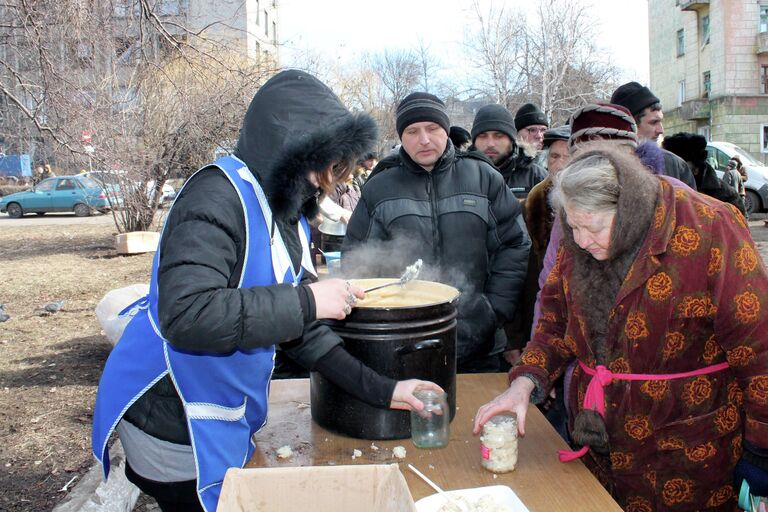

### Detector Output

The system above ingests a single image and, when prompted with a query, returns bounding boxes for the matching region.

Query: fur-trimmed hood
[234,70,378,220]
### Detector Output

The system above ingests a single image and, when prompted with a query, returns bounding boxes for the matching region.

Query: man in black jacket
[663,132,746,216]
[470,104,547,200]
[611,81,697,189]
[343,92,531,373]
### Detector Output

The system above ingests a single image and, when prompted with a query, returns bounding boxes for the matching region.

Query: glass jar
[480,413,518,473]
[410,390,449,449]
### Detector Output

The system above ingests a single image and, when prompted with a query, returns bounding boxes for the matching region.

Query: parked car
[0,175,110,217]
[81,171,175,205]
[706,141,768,215]
[145,180,176,204]
[80,170,125,208]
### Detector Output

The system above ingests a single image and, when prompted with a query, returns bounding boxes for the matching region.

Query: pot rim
[350,278,460,310]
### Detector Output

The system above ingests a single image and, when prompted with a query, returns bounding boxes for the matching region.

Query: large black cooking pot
[310,279,459,440]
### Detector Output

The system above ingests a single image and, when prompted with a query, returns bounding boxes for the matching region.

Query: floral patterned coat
[511,179,768,511]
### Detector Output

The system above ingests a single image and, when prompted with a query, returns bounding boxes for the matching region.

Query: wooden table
[248,373,622,511]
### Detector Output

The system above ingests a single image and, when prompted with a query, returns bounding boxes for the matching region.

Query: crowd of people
[92,69,767,512]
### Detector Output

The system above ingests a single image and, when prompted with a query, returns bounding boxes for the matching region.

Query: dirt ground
[0,220,153,511]
[1,213,767,512]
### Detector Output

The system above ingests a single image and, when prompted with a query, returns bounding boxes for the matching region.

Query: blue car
[0,175,110,218]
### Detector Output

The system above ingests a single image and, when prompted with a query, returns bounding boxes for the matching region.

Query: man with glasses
[515,103,549,152]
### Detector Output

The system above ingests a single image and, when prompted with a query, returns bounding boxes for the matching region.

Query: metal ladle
[363,259,423,293]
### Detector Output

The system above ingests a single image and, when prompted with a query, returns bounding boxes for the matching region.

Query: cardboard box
[218,464,417,512]
[114,231,159,254]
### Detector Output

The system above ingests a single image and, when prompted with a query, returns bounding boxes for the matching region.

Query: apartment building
[648,0,768,163]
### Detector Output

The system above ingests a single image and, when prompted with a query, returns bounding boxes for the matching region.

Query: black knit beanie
[514,103,549,131]
[610,82,661,118]
[396,92,450,138]
[449,125,471,148]
[471,104,517,143]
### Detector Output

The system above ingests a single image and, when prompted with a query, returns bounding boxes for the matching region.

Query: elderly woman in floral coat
[474,143,768,511]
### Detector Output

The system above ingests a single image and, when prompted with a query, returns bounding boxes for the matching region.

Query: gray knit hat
[395,92,450,138]
[470,104,517,143]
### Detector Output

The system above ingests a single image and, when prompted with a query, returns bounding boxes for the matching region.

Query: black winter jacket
[342,143,531,365]
[662,148,698,190]
[496,149,547,199]
[123,70,391,444]
[694,162,746,215]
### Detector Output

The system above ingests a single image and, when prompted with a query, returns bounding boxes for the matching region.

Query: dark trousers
[125,462,204,512]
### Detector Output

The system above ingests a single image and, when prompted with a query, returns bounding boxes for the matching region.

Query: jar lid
[487,413,517,426]
[414,389,447,401]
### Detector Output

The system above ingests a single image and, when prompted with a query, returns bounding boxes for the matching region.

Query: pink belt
[558,359,730,462]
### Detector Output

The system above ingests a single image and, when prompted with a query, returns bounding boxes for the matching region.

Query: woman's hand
[389,379,444,411]
[308,279,365,320]
[473,376,535,436]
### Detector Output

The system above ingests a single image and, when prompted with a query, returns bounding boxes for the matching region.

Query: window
[698,125,710,142]
[701,15,710,45]
[264,11,269,36]
[113,0,140,18]
[57,179,76,191]
[706,147,731,171]
[157,0,187,16]
[272,21,277,45]
[677,29,685,57]
[678,80,686,106]
[761,65,768,94]
[703,71,711,98]
[762,124,768,153]
[256,1,260,23]
[761,5,768,33]
[36,180,55,192]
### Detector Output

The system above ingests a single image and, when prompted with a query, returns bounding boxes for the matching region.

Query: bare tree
[414,38,443,94]
[464,0,619,124]
[520,0,619,124]
[463,0,528,108]
[0,0,276,232]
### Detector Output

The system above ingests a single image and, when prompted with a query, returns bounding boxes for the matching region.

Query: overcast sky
[277,0,650,86]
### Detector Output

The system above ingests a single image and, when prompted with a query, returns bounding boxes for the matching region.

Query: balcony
[680,98,710,120]
[758,32,768,55]
[679,0,709,12]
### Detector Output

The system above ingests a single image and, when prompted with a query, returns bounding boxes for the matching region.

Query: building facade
[649,0,768,163]
[0,0,278,165]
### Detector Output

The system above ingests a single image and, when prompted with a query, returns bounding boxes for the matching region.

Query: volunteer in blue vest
[92,70,442,512]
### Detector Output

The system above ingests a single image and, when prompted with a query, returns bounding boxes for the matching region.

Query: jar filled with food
[480,413,518,473]
[410,390,449,449]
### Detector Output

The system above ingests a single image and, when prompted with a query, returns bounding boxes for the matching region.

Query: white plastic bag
[95,284,149,346]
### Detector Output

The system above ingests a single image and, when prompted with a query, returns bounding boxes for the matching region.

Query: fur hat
[610,82,661,118]
[569,104,638,148]
[514,103,549,131]
[471,104,517,143]
[661,132,708,166]
[396,92,450,138]
[542,125,571,148]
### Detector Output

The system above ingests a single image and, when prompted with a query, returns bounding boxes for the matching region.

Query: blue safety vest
[92,155,315,511]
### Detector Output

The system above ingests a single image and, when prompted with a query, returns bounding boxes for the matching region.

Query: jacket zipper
[426,173,440,261]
